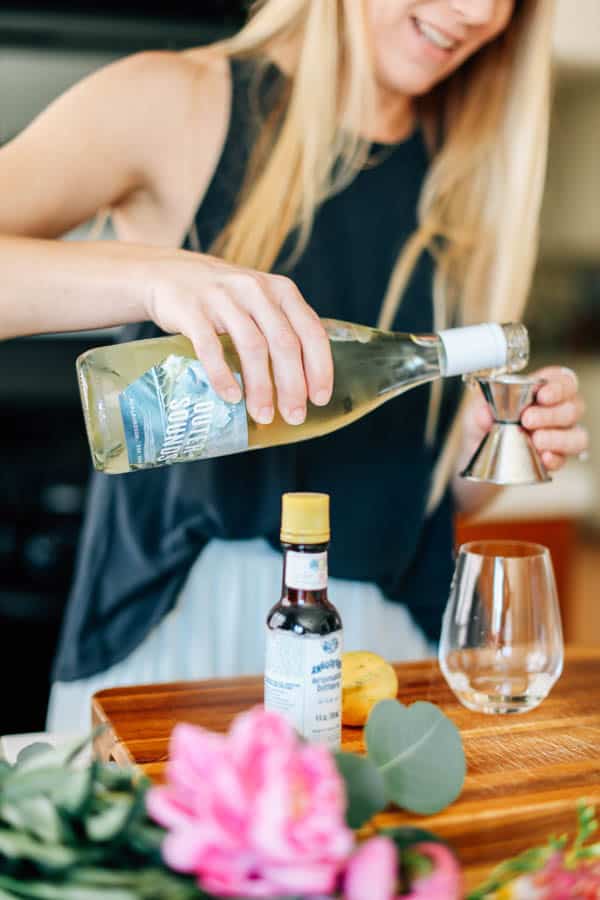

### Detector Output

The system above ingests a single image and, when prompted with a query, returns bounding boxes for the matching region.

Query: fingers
[541,451,565,473]
[521,365,589,470]
[236,274,310,425]
[164,260,329,426]
[269,275,334,407]
[522,397,585,431]
[532,424,589,457]
[534,366,579,406]
[208,286,275,424]
[186,309,242,404]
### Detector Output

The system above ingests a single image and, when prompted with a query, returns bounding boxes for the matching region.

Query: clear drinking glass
[439,540,564,714]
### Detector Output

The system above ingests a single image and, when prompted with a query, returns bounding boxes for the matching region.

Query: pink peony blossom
[403,843,463,900]
[343,837,462,900]
[146,706,354,897]
[344,836,398,900]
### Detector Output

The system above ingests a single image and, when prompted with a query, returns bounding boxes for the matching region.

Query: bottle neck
[281,542,329,606]
[370,332,443,400]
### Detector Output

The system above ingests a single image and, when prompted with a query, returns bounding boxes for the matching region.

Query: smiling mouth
[412,16,459,52]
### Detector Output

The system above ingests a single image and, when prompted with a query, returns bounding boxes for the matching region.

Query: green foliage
[0,738,202,900]
[334,753,387,828]
[335,699,466,827]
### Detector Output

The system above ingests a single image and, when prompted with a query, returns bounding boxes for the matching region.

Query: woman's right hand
[145,251,334,426]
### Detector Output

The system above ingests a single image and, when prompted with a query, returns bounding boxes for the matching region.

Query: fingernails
[285,407,306,425]
[314,389,331,406]
[538,386,555,405]
[561,366,579,388]
[225,386,242,404]
[254,406,274,424]
[522,410,536,429]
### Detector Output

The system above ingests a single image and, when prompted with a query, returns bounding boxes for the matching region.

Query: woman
[0,0,587,731]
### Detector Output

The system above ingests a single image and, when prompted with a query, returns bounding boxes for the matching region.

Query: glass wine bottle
[76,319,528,474]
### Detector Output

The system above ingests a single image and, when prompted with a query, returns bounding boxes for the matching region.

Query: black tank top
[53,60,461,681]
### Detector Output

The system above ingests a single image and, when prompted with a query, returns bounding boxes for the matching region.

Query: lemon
[341,651,399,726]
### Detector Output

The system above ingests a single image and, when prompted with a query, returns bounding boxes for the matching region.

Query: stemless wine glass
[439,540,564,714]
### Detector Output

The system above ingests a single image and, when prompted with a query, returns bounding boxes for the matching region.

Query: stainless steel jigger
[460,375,551,486]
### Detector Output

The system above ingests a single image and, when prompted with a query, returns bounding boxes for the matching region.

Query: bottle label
[285,551,328,590]
[118,355,248,468]
[264,627,343,750]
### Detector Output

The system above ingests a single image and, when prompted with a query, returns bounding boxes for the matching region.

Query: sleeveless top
[53,60,461,682]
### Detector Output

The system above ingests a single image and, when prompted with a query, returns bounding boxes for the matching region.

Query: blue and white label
[118,355,248,468]
[285,551,328,590]
[264,628,343,750]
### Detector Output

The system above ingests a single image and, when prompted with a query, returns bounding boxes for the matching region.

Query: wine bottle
[76,319,528,474]
[264,492,343,750]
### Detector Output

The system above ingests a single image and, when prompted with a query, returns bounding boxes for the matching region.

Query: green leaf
[334,751,387,828]
[2,768,75,803]
[0,827,78,871]
[0,873,136,900]
[53,765,96,818]
[127,821,166,855]
[380,826,448,851]
[0,797,65,844]
[466,847,552,900]
[84,796,136,842]
[96,766,138,792]
[15,744,55,768]
[365,699,466,815]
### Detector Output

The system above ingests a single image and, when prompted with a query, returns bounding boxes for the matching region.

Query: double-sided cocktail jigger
[461,375,551,485]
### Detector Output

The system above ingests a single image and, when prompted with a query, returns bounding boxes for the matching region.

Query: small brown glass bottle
[264,492,343,750]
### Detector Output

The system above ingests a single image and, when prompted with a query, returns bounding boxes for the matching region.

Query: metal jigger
[461,375,551,486]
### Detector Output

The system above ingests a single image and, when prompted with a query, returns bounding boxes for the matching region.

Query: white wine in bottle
[76,319,528,475]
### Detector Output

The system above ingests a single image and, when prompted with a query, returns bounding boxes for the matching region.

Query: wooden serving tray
[92,647,600,892]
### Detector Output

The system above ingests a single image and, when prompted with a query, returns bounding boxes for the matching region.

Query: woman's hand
[145,250,334,427]
[464,366,589,473]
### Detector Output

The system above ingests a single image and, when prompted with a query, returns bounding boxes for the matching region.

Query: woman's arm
[0,51,333,424]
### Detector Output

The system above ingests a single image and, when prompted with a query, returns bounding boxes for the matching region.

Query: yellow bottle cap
[280,492,330,545]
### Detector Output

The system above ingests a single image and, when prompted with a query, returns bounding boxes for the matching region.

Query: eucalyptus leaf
[128,821,166,854]
[0,796,64,844]
[2,768,75,803]
[0,873,136,900]
[334,751,387,828]
[15,744,54,768]
[365,699,465,815]
[52,765,95,818]
[96,766,137,792]
[84,796,135,842]
[380,826,448,851]
[0,828,78,870]
[67,868,144,887]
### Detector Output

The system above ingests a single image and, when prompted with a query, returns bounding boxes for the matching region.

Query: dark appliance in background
[0,335,104,734]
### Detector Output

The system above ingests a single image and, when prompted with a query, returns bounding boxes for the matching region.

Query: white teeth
[415,18,456,50]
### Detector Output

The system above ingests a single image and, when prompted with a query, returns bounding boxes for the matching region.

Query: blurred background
[0,1,598,734]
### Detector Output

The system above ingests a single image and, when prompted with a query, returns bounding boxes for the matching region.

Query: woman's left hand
[467,366,589,473]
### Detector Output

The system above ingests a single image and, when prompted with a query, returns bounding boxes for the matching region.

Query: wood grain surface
[92,647,600,894]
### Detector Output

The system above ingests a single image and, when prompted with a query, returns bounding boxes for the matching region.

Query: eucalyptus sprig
[335,699,466,828]
[0,735,201,900]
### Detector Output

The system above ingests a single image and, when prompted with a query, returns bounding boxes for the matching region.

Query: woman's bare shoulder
[108,47,233,246]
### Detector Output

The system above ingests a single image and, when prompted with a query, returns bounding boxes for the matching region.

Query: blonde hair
[212,0,555,511]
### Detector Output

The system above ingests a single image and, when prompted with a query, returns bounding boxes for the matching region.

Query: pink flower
[344,836,398,900]
[146,706,354,897]
[343,837,461,900]
[403,843,463,900]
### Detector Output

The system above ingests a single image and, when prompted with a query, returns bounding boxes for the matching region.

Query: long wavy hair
[208,0,555,510]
